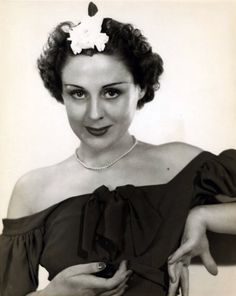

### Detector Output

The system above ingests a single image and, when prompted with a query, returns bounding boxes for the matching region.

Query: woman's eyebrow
[64,84,84,88]
[103,82,130,87]
[64,82,130,88]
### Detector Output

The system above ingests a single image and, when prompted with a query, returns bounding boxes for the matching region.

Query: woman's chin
[75,127,131,152]
[78,134,116,152]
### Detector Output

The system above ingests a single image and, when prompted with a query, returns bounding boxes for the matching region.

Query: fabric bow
[78,185,162,259]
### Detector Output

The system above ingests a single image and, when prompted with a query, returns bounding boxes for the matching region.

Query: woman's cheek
[65,103,84,121]
[121,103,138,122]
[114,97,137,121]
[117,110,136,128]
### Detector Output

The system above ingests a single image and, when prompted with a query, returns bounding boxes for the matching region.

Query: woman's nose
[86,98,104,120]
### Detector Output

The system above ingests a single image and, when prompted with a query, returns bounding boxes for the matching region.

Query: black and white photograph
[0,1,236,295]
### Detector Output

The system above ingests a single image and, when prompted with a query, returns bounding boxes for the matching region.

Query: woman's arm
[167,201,236,296]
[169,201,236,265]
[197,202,236,234]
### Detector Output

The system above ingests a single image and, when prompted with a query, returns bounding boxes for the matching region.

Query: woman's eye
[103,88,121,99]
[69,89,86,100]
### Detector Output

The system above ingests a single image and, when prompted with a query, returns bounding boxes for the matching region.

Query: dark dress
[1,150,236,296]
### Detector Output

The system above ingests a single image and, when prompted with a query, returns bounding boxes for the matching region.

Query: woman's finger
[75,261,130,291]
[105,270,132,289]
[168,261,177,283]
[181,255,191,267]
[180,265,189,296]
[103,263,131,290]
[61,262,107,278]
[168,254,191,283]
[99,278,129,296]
[167,262,182,296]
[201,249,218,275]
[168,242,192,264]
[167,275,180,296]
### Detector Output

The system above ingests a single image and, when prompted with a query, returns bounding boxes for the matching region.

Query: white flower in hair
[67,2,109,54]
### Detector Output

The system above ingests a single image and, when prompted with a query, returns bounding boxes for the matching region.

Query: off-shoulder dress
[1,150,236,296]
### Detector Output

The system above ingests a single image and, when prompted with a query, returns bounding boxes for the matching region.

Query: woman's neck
[77,133,136,168]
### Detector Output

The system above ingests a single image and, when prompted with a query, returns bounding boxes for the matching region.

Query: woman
[0,2,236,296]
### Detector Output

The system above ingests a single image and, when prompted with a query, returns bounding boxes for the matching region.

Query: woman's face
[61,53,144,151]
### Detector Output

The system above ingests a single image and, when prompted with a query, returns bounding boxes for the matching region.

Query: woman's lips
[85,125,112,136]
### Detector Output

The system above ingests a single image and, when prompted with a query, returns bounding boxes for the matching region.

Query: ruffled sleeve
[193,149,236,205]
[0,211,49,296]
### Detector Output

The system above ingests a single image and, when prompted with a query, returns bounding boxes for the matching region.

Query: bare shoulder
[7,157,73,219]
[155,141,203,166]
[136,141,203,182]
[158,141,203,162]
[7,167,53,218]
[139,141,202,161]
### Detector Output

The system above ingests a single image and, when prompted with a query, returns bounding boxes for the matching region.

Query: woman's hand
[167,206,218,296]
[167,261,189,296]
[38,260,131,296]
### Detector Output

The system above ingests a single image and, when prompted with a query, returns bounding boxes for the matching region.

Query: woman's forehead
[61,53,134,85]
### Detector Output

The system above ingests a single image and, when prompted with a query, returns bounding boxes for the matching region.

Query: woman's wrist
[188,206,208,229]
[191,203,236,234]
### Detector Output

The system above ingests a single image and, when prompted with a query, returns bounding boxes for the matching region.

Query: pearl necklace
[75,136,138,171]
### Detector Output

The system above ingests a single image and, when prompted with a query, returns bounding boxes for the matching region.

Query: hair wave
[37,18,164,108]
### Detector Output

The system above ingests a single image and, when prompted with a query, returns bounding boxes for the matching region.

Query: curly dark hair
[37,18,164,108]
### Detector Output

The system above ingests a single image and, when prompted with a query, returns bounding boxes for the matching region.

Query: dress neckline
[3,150,213,222]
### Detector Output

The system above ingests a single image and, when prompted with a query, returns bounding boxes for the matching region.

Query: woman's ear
[138,87,146,101]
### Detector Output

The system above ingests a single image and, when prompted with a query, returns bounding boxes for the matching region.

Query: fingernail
[97,262,106,270]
